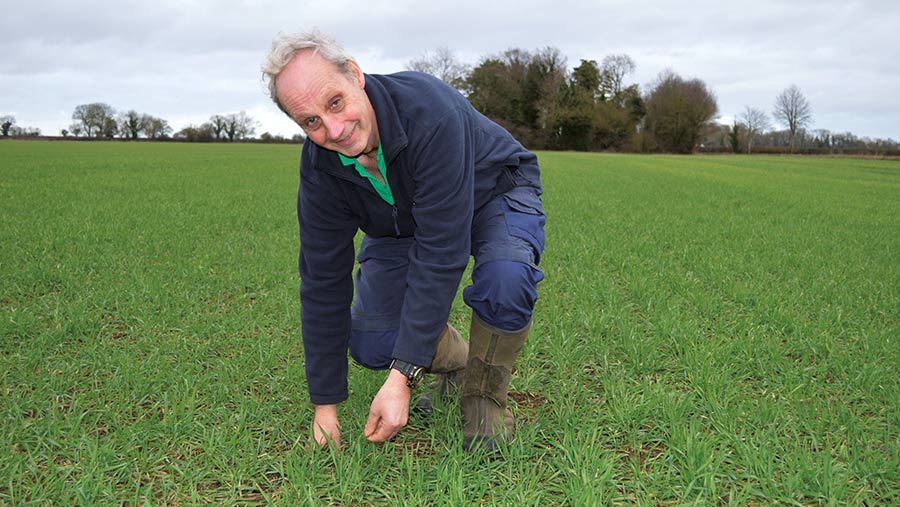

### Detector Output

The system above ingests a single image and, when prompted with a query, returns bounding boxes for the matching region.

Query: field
[1,140,899,506]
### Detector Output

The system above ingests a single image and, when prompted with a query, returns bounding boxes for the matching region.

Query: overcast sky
[3,0,898,141]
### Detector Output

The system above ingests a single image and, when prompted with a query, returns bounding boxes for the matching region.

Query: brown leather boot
[414,324,468,415]
[460,312,529,452]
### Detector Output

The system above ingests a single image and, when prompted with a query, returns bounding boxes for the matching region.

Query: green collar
[338,143,394,205]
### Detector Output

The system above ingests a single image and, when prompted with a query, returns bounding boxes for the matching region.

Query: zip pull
[392,206,401,237]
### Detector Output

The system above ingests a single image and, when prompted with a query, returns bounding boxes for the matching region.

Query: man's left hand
[364,368,412,442]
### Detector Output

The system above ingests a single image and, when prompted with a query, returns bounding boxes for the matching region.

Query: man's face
[275,50,378,157]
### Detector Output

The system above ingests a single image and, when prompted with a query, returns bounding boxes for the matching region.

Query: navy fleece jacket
[298,71,540,405]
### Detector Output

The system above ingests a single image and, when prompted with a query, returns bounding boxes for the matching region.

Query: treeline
[0,105,299,144]
[409,48,900,155]
[62,103,272,143]
[65,104,172,140]
[702,124,900,156]
[1,116,41,137]
[420,49,659,152]
[409,47,738,153]
[4,48,899,154]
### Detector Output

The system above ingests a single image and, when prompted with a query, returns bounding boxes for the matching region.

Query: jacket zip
[391,206,400,237]
[315,162,403,236]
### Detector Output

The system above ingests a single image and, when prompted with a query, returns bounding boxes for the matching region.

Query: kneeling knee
[464,260,543,331]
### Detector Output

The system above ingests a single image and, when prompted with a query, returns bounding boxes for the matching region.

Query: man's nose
[323,116,343,141]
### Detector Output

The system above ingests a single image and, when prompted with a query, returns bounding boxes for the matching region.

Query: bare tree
[1,115,15,136]
[8,125,40,137]
[773,85,812,152]
[141,115,171,139]
[224,111,257,141]
[209,114,228,141]
[406,47,471,94]
[72,103,117,138]
[740,107,770,154]
[599,54,636,99]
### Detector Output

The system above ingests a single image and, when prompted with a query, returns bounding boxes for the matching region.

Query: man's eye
[304,117,320,129]
[330,98,343,111]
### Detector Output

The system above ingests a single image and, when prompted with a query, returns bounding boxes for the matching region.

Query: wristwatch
[390,359,426,389]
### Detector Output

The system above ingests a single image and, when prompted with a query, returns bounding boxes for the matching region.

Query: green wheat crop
[2,140,898,505]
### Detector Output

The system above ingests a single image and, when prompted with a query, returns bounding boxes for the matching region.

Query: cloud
[4,0,899,139]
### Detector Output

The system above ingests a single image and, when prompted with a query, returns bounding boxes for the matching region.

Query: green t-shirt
[338,143,395,205]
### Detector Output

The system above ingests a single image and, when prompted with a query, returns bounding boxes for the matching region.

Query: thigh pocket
[502,188,546,263]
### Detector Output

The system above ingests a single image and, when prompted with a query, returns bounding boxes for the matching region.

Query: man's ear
[347,59,365,88]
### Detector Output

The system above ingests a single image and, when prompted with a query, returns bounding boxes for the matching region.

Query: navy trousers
[349,185,545,369]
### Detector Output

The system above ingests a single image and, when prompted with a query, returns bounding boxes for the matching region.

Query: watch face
[409,367,425,388]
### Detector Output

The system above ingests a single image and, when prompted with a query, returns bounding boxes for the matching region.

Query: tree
[72,103,116,138]
[8,125,40,137]
[811,129,832,150]
[1,115,15,137]
[141,115,171,139]
[175,123,215,142]
[100,116,118,139]
[406,47,471,94]
[600,54,636,99]
[223,111,257,141]
[773,85,812,152]
[119,110,144,139]
[643,70,718,153]
[550,59,600,151]
[467,47,567,149]
[210,114,228,141]
[525,47,569,149]
[526,46,568,134]
[549,86,591,151]
[728,121,742,153]
[259,132,288,143]
[591,98,640,151]
[467,52,530,138]
[740,107,770,154]
[701,122,731,150]
[621,84,646,123]
[570,59,602,100]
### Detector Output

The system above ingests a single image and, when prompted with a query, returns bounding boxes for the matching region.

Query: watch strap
[390,359,425,388]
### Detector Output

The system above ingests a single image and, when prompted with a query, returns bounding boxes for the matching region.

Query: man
[262,30,545,451]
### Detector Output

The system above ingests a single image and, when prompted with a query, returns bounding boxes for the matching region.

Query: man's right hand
[312,404,341,448]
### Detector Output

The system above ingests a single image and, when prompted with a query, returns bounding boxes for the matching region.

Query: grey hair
[261,29,355,114]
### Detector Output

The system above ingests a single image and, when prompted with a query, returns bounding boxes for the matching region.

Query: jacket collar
[363,74,409,166]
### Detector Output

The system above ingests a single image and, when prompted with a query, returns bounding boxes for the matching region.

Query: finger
[365,415,390,442]
[312,433,341,449]
[312,427,327,447]
[364,411,380,438]
[367,420,401,442]
[330,433,341,448]
[366,425,390,442]
[313,423,340,448]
